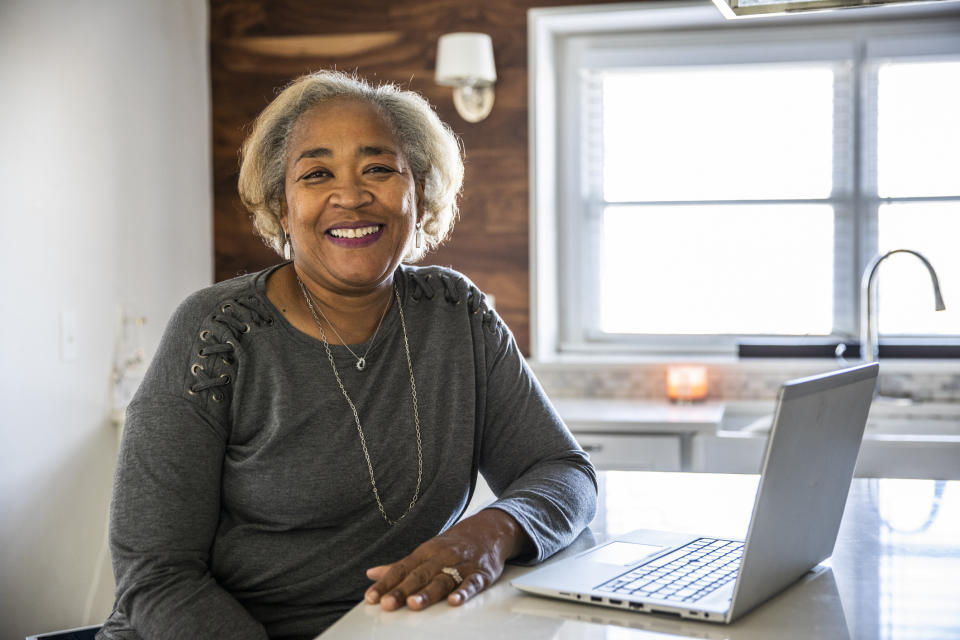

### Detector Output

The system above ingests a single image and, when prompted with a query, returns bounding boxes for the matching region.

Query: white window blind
[533,3,960,357]
[874,59,960,336]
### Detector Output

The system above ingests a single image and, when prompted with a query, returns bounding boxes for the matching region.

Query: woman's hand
[364,508,531,611]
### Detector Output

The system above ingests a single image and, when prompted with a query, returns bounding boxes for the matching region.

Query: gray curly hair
[238,70,464,262]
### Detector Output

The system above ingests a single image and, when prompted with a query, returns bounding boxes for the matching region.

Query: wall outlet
[60,309,78,362]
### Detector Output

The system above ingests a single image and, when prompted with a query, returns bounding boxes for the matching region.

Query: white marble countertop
[551,398,960,478]
[554,398,960,433]
[318,472,960,640]
[552,398,725,434]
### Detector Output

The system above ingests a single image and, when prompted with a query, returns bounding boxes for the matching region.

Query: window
[530,2,960,357]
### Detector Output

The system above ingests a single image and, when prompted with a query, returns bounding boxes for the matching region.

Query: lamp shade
[435,33,497,86]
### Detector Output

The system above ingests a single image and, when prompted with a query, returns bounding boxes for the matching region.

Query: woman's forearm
[108,396,267,639]
[479,507,534,561]
[110,556,268,639]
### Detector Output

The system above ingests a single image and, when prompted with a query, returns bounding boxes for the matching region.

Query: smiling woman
[96,70,597,640]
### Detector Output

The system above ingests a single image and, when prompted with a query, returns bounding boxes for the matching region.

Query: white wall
[0,1,212,637]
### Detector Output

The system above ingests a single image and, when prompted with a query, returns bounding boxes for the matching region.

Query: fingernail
[411,594,424,606]
[365,590,379,604]
[450,592,462,605]
[382,595,396,609]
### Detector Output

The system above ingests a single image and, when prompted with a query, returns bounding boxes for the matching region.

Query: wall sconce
[435,32,497,123]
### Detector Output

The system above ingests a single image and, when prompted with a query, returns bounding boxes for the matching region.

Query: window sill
[737,341,960,360]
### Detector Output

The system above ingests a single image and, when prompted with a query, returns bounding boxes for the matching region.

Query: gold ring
[441,566,463,586]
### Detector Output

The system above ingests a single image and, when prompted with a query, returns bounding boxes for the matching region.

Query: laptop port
[628,602,644,610]
[608,599,622,605]
[590,596,602,603]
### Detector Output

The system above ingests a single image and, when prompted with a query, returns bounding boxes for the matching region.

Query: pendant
[356,358,366,371]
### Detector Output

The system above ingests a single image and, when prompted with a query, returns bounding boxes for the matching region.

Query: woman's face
[281,98,421,295]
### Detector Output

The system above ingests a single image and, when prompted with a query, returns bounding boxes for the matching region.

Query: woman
[98,70,596,640]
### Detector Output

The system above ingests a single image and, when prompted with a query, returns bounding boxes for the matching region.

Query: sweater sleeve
[477,312,598,564]
[106,394,267,639]
[106,394,267,640]
[101,291,269,640]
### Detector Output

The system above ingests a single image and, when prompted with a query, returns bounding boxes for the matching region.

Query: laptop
[512,566,849,639]
[512,362,879,624]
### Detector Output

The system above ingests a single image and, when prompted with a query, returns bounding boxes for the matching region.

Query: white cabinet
[555,400,724,472]
[574,432,683,471]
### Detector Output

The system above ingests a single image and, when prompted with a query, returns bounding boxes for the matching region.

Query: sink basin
[709,401,960,479]
[866,401,960,436]
[718,403,774,433]
[720,401,960,437]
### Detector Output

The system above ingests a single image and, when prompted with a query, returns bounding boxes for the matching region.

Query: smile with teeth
[328,224,383,239]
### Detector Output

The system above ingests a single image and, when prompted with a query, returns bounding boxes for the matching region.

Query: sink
[718,402,774,433]
[704,401,960,479]
[865,400,960,436]
[719,401,960,437]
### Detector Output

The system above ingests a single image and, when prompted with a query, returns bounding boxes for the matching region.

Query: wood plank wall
[210,0,633,354]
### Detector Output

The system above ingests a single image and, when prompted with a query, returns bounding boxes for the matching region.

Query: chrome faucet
[860,249,946,362]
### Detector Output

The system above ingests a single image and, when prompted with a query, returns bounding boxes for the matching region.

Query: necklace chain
[297,276,423,526]
[303,288,390,372]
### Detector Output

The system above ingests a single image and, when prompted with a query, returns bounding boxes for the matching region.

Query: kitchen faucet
[860,249,946,362]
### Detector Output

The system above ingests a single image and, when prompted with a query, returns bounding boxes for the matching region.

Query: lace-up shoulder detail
[186,295,275,413]
[405,268,500,333]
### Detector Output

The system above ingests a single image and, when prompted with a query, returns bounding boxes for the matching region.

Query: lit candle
[666,365,708,402]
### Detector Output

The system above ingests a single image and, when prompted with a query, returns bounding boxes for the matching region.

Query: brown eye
[302,169,332,180]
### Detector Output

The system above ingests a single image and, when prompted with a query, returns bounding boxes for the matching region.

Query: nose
[329,174,373,209]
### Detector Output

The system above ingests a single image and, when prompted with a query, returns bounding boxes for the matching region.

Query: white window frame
[529,0,960,360]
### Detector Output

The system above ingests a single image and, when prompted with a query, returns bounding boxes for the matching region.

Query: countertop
[319,472,960,640]
[552,398,725,434]
[552,398,960,479]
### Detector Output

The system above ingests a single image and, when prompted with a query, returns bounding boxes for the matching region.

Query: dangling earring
[282,231,292,260]
[415,221,423,249]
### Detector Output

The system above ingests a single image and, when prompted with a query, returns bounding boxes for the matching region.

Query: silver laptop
[512,362,879,624]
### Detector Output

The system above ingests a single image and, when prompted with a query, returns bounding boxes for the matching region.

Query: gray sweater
[98,263,597,640]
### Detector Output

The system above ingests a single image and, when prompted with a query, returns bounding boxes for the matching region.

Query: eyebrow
[295,145,398,163]
[358,145,397,158]
[296,147,332,161]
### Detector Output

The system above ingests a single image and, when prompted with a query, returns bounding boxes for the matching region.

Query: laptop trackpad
[584,542,665,566]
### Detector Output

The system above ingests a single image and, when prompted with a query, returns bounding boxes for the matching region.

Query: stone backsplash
[531,360,960,403]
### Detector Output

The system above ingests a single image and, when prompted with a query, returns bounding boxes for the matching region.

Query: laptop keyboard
[595,538,743,603]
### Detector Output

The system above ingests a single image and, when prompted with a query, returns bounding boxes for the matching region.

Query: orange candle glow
[666,365,708,402]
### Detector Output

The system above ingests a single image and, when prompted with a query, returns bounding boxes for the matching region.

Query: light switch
[60,309,78,362]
